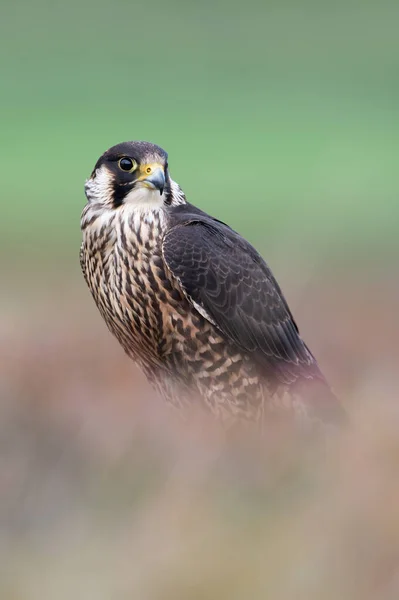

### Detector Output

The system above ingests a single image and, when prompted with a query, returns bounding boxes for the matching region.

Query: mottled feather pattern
[163,219,320,383]
[80,141,344,428]
[81,207,267,420]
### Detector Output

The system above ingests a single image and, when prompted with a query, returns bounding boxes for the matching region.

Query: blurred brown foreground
[1,263,399,599]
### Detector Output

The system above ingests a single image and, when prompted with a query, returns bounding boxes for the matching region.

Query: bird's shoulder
[164,202,265,267]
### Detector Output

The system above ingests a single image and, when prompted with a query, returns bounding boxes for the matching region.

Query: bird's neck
[81,177,186,235]
[82,203,168,251]
[120,205,168,244]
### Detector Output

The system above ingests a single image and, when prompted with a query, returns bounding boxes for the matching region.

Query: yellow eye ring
[118,157,137,173]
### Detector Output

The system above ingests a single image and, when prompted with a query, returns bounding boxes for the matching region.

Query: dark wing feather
[162,218,325,386]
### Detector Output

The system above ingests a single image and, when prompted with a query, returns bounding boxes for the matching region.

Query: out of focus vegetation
[1,0,399,598]
[1,0,398,261]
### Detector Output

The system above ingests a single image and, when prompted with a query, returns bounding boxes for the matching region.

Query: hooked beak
[138,164,165,194]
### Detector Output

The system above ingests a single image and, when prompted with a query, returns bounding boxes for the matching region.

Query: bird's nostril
[146,167,152,174]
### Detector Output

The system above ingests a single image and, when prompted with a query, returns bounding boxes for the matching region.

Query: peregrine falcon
[80,141,343,427]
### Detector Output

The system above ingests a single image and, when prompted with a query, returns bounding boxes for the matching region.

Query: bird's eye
[118,157,137,173]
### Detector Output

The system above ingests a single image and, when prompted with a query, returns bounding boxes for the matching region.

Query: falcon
[80,141,343,427]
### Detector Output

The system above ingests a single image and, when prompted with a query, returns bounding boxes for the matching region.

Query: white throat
[123,186,164,209]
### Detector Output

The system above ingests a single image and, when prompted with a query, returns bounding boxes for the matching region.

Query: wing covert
[162,219,324,384]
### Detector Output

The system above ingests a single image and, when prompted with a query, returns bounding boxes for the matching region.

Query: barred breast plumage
[81,204,266,420]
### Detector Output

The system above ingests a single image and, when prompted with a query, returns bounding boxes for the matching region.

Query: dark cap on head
[94,141,168,171]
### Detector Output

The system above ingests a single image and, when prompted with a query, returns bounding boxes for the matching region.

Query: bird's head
[84,141,186,210]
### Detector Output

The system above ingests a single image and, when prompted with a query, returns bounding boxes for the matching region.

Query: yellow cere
[137,162,164,181]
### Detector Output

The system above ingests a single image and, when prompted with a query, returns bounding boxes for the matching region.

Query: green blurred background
[1,1,399,598]
[1,0,398,263]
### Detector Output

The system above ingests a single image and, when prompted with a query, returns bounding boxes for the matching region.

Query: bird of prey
[80,141,343,428]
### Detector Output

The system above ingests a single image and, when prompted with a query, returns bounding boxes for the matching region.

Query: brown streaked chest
[81,208,192,363]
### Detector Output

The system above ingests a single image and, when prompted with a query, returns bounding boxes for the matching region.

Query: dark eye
[118,157,137,173]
